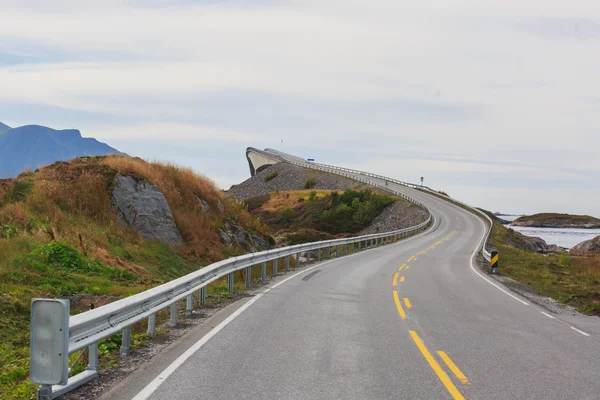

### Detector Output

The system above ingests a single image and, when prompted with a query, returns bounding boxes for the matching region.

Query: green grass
[512,213,600,226]
[490,222,600,315]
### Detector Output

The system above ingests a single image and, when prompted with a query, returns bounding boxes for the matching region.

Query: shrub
[298,197,305,203]
[264,171,279,182]
[277,207,295,223]
[304,177,316,189]
[308,191,317,201]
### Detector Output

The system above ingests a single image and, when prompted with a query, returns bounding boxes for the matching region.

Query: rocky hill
[0,156,272,399]
[570,235,600,255]
[227,163,359,200]
[0,122,124,177]
[511,213,600,229]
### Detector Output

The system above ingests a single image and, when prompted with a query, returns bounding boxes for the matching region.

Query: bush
[298,197,305,203]
[308,191,317,201]
[264,171,279,182]
[304,177,316,189]
[277,207,295,223]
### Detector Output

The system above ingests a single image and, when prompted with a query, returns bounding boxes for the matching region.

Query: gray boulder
[219,221,272,252]
[113,174,184,245]
[570,235,600,255]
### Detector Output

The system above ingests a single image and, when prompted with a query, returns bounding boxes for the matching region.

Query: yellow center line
[392,272,399,286]
[398,264,407,271]
[409,331,465,400]
[404,298,412,308]
[438,351,470,385]
[393,291,407,319]
[400,276,405,282]
[408,256,416,262]
[405,264,410,269]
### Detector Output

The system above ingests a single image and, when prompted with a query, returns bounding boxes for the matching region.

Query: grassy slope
[247,188,397,245]
[489,221,600,315]
[0,156,269,399]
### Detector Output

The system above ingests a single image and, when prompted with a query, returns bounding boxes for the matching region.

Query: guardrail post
[246,266,252,288]
[358,241,362,251]
[296,253,301,266]
[228,272,234,293]
[200,287,206,304]
[327,247,331,258]
[147,313,156,335]
[261,262,267,281]
[352,243,355,253]
[88,342,98,372]
[318,249,321,261]
[285,255,290,270]
[186,295,193,316]
[273,258,278,274]
[335,246,339,257]
[37,385,52,400]
[120,327,131,357]
[170,303,177,327]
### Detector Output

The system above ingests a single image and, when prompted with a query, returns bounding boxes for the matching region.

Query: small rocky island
[511,213,600,229]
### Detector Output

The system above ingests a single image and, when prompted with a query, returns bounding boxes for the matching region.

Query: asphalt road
[124,176,600,400]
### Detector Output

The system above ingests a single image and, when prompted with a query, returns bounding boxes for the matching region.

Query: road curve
[125,172,600,400]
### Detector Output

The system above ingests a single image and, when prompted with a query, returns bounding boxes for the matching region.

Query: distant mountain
[0,123,125,177]
[0,121,10,135]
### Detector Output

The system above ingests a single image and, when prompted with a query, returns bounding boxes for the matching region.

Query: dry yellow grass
[262,190,334,211]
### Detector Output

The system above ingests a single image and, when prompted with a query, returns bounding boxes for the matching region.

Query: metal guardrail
[291,160,495,262]
[31,177,432,399]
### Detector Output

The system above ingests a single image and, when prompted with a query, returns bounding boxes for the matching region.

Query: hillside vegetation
[247,188,420,245]
[511,213,600,228]
[489,221,600,315]
[0,156,270,399]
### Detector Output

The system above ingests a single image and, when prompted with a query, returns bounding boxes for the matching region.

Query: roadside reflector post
[490,248,499,274]
[31,298,69,399]
[228,272,234,293]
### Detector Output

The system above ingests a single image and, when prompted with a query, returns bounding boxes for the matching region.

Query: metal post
[200,287,206,304]
[246,266,252,288]
[327,247,331,258]
[88,342,98,371]
[352,243,355,253]
[285,255,290,270]
[170,302,177,327]
[120,327,130,357]
[147,313,156,335]
[228,272,234,293]
[186,295,193,316]
[273,258,278,275]
[37,385,52,400]
[490,249,499,274]
[358,241,362,251]
[262,262,267,281]
[296,253,301,266]
[318,249,321,261]
[336,246,339,257]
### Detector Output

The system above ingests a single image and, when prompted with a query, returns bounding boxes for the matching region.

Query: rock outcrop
[570,235,600,255]
[359,201,428,235]
[112,174,184,245]
[504,228,563,254]
[219,221,273,252]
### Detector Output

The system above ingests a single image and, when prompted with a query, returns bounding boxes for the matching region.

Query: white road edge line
[469,213,530,306]
[131,222,435,400]
[541,312,556,319]
[570,327,590,337]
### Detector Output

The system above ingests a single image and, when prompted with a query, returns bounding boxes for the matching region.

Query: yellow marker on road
[400,276,405,282]
[409,331,465,400]
[393,291,407,319]
[404,298,412,308]
[398,264,407,271]
[438,351,470,385]
[393,272,399,286]
[408,256,416,262]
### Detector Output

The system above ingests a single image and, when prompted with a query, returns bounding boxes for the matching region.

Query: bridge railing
[290,160,495,263]
[31,179,431,399]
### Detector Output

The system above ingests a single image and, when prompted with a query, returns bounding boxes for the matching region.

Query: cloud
[0,0,599,215]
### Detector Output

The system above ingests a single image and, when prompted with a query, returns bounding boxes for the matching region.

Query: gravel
[359,201,429,235]
[226,163,359,201]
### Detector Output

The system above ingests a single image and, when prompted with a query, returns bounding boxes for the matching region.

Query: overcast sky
[1,0,599,216]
